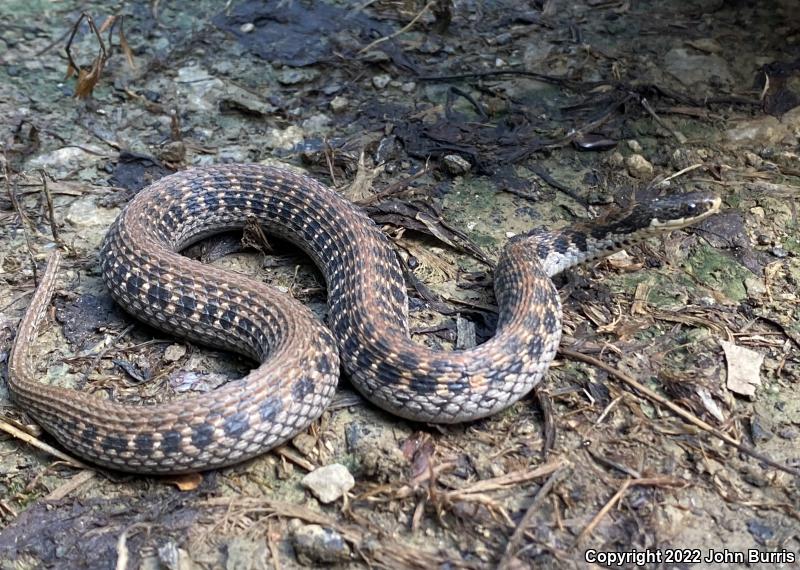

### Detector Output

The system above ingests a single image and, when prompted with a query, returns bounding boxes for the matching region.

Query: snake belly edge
[7,164,721,473]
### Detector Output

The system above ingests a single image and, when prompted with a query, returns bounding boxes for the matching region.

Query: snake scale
[8,164,720,473]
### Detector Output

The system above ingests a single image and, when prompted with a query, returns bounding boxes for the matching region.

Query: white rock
[301,463,354,504]
[443,154,471,175]
[330,96,348,113]
[626,139,643,153]
[372,74,391,89]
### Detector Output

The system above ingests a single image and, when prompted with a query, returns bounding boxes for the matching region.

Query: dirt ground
[0,1,798,569]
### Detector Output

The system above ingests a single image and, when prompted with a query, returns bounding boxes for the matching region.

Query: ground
[0,1,798,569]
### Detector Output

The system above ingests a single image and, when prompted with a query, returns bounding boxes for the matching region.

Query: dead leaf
[167,472,204,491]
[344,151,384,202]
[720,340,764,398]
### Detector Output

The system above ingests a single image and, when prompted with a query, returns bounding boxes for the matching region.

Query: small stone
[749,415,773,445]
[292,525,351,565]
[239,22,255,33]
[443,154,471,175]
[277,68,319,85]
[301,113,331,132]
[494,32,512,45]
[360,50,390,63]
[744,151,761,167]
[159,141,186,163]
[744,277,767,296]
[301,463,354,504]
[264,126,304,150]
[372,74,391,89]
[164,344,187,362]
[772,246,788,258]
[625,154,654,179]
[330,95,348,113]
[626,139,643,153]
[219,84,277,116]
[400,82,416,93]
[607,151,625,167]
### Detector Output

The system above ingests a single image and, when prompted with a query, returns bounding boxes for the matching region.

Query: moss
[682,244,751,302]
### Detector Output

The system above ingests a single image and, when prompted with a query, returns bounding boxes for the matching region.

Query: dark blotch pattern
[147,282,171,308]
[103,433,128,453]
[259,396,283,422]
[134,433,154,454]
[162,430,182,453]
[191,423,215,449]
[224,411,250,438]
[291,375,315,400]
[82,425,97,444]
[178,294,197,317]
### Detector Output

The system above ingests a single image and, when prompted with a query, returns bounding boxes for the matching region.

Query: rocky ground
[0,0,798,568]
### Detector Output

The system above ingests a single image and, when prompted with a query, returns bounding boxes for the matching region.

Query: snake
[7,164,720,474]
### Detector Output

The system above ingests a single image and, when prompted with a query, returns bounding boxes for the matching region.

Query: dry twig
[560,348,800,477]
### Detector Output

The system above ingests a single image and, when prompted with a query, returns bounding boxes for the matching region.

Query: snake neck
[512,224,658,277]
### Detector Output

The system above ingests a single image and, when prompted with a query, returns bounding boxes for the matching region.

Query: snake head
[642,192,722,230]
[603,192,721,238]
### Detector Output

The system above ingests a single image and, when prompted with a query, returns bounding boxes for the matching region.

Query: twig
[640,97,686,143]
[535,388,556,459]
[577,478,630,544]
[357,1,435,55]
[497,466,569,569]
[0,418,90,470]
[43,469,97,501]
[575,477,684,545]
[274,445,315,472]
[39,170,61,244]
[560,348,800,477]
[356,159,430,205]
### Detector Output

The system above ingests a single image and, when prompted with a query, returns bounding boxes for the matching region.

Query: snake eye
[686,203,698,215]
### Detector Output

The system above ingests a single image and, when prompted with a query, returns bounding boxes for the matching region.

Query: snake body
[8,164,720,473]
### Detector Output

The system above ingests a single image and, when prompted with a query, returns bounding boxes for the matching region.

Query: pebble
[330,95,348,113]
[443,154,471,175]
[292,524,351,565]
[372,74,391,89]
[277,68,319,85]
[301,463,354,503]
[625,154,654,178]
[626,139,643,153]
[163,344,187,362]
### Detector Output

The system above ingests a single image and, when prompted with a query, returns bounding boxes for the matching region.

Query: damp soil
[0,1,799,569]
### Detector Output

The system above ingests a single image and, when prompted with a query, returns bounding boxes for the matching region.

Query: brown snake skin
[8,164,720,473]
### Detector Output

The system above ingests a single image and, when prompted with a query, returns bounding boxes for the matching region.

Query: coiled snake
[8,164,720,473]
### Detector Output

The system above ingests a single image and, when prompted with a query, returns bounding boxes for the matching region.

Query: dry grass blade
[560,348,800,477]
[357,1,436,55]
